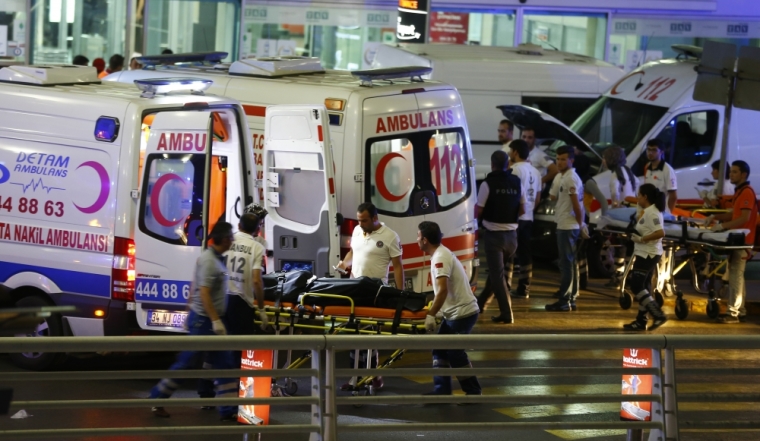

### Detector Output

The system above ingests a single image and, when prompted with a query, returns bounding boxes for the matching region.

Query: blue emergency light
[134,78,213,97]
[351,66,433,86]
[94,117,120,142]
[136,52,229,67]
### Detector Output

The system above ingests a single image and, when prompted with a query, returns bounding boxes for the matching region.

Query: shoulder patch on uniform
[639,218,645,224]
[376,241,384,248]
[435,262,443,268]
[653,218,661,225]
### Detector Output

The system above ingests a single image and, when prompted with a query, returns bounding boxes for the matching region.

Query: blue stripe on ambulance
[135,278,191,305]
[0,261,110,297]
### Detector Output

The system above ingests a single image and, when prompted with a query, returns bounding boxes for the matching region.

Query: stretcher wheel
[675,297,689,320]
[706,300,720,319]
[654,291,664,308]
[284,380,298,396]
[619,292,633,310]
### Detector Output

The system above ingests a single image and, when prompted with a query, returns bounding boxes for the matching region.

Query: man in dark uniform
[475,150,523,324]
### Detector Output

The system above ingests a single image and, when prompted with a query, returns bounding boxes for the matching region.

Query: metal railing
[1,334,760,440]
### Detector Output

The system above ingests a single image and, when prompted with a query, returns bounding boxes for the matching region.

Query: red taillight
[340,218,358,259]
[112,237,136,301]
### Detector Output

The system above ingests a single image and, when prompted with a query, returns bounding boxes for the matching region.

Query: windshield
[567,96,669,156]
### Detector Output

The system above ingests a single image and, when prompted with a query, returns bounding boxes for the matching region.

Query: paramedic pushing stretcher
[149,222,238,421]
[418,221,481,399]
[623,184,668,331]
[335,202,405,390]
[705,160,758,324]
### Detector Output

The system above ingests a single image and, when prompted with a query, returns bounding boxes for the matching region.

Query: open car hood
[496,105,601,161]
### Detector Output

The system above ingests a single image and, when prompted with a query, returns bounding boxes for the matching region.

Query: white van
[499,45,760,275]
[0,65,259,368]
[370,43,625,180]
[105,56,480,294]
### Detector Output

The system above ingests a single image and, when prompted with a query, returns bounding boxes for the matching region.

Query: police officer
[149,222,238,421]
[418,221,481,399]
[476,150,523,323]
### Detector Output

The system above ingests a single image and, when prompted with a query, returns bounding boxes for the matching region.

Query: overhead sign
[429,12,468,44]
[241,5,397,29]
[397,0,428,43]
[611,18,760,38]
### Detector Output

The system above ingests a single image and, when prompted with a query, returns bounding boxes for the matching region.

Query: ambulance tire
[285,380,298,396]
[587,233,620,279]
[10,295,65,371]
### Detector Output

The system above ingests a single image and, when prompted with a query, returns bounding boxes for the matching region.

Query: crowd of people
[70,48,174,77]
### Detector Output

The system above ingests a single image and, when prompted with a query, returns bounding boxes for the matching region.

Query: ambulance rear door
[133,109,249,332]
[263,105,340,277]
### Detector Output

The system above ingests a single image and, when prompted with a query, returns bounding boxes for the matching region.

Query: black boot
[623,312,648,331]
[646,302,668,330]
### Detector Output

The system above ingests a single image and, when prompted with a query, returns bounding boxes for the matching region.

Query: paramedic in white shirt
[545,146,585,312]
[336,202,405,288]
[225,213,268,337]
[506,139,542,298]
[497,119,514,146]
[623,183,669,331]
[417,221,481,398]
[521,127,558,186]
[642,139,677,214]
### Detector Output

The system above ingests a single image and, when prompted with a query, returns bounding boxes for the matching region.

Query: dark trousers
[150,311,237,417]
[512,220,533,292]
[479,229,517,318]
[630,254,660,317]
[432,312,481,395]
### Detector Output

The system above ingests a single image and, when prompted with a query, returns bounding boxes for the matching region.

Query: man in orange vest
[706,160,758,324]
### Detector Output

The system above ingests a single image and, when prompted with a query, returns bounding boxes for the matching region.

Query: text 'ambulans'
[0,222,108,252]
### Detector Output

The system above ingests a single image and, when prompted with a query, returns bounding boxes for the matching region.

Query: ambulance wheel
[10,295,64,371]
[619,292,633,310]
[654,291,664,308]
[675,297,689,320]
[284,380,298,396]
[706,300,720,319]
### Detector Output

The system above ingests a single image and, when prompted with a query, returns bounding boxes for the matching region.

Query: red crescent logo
[74,161,111,214]
[150,173,186,227]
[376,152,408,203]
[610,71,644,96]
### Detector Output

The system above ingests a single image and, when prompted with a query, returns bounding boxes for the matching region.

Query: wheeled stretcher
[594,208,753,320]
[255,273,430,398]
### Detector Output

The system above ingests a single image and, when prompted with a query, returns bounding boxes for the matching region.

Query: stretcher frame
[254,288,430,399]
[594,216,753,320]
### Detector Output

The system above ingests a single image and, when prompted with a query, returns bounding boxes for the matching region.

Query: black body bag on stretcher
[262,270,314,303]
[302,277,427,312]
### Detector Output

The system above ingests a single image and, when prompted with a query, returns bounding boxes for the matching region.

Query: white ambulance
[105,56,480,294]
[0,65,266,368]
[370,43,625,180]
[499,45,760,275]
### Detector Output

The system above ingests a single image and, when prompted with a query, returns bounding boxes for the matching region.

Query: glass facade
[0,0,27,61]
[144,0,238,60]
[30,0,125,64]
[523,12,607,60]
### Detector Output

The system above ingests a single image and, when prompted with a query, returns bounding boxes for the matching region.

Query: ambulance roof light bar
[0,64,100,85]
[228,56,324,77]
[136,52,229,68]
[351,66,433,87]
[134,78,213,98]
[672,44,703,60]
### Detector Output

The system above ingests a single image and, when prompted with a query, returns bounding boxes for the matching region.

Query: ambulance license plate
[146,310,187,328]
